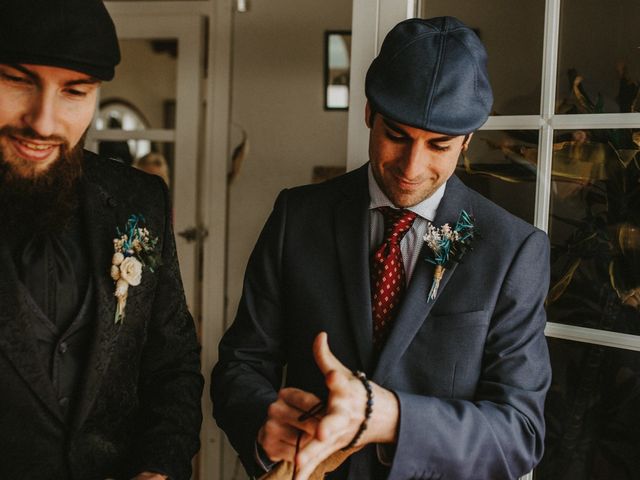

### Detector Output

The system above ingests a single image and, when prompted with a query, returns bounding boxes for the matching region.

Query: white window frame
[347,0,640,357]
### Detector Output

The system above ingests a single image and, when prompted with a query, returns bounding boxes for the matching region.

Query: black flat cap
[366,17,493,135]
[0,0,120,81]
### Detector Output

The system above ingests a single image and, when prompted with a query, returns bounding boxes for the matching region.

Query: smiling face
[366,102,471,208]
[0,64,100,179]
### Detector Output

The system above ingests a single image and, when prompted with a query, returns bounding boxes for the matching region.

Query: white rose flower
[110,265,121,281]
[112,252,125,266]
[115,278,129,298]
[119,257,143,286]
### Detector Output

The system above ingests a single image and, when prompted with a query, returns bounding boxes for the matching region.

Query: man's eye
[66,88,88,98]
[385,130,406,142]
[0,72,30,84]
[430,144,450,152]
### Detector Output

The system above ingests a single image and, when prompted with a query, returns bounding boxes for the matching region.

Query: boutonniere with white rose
[111,214,161,324]
[423,210,477,301]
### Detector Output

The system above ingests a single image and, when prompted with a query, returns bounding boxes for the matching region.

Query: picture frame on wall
[324,30,352,110]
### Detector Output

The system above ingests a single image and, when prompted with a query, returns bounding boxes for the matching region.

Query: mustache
[0,126,84,239]
[0,125,69,146]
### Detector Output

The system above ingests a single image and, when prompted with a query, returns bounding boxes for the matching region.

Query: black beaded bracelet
[343,370,374,450]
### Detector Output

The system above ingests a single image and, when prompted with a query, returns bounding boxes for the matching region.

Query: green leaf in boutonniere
[111,214,161,323]
[423,210,477,301]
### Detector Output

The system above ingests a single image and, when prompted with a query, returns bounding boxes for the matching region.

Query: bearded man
[0,1,203,479]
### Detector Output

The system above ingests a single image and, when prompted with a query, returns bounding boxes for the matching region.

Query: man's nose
[400,142,429,180]
[22,91,58,138]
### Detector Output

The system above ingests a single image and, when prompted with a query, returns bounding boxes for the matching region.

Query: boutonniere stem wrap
[111,214,160,323]
[424,210,477,301]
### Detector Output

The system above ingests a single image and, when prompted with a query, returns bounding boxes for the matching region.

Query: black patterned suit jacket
[0,152,203,480]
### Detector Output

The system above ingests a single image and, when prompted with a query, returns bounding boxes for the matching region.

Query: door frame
[92,12,203,312]
[101,2,233,479]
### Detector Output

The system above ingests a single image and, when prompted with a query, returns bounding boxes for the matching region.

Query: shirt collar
[367,164,446,222]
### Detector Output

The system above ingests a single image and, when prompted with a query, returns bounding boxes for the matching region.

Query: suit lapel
[71,172,122,431]
[334,165,375,373]
[373,176,472,384]
[0,242,64,422]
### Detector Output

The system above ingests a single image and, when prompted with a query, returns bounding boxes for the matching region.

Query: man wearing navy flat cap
[0,1,203,479]
[213,16,551,480]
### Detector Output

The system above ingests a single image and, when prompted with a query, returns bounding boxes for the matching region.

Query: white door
[87,12,204,315]
[90,4,233,479]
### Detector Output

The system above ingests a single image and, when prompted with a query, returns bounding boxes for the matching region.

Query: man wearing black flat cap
[0,1,203,479]
[213,16,551,480]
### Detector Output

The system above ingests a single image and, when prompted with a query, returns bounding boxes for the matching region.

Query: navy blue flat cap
[0,0,120,81]
[366,17,493,135]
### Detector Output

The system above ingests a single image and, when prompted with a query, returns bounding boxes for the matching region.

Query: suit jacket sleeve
[127,177,204,480]
[387,230,551,480]
[211,190,290,477]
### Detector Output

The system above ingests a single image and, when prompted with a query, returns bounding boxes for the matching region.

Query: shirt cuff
[254,440,277,473]
[376,443,396,467]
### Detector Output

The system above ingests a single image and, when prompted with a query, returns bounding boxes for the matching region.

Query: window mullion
[534,0,561,233]
[540,0,561,119]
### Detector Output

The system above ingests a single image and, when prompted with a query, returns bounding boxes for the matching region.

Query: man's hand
[293,332,400,480]
[257,387,323,463]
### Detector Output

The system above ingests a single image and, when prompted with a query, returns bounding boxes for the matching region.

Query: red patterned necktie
[371,207,418,349]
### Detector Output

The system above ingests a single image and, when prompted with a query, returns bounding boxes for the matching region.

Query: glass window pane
[556,0,640,114]
[421,0,545,115]
[547,129,640,332]
[536,338,640,479]
[98,39,177,131]
[458,130,538,224]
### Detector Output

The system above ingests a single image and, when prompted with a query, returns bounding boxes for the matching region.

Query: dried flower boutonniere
[423,210,477,301]
[111,214,161,323]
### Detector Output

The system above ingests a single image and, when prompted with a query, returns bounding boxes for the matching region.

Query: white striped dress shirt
[368,165,446,282]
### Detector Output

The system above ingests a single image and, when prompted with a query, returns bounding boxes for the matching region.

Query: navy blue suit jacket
[212,164,551,479]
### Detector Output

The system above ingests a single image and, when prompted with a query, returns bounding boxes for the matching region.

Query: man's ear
[462,132,474,152]
[365,101,372,129]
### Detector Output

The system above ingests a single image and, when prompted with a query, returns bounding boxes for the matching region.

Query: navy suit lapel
[71,173,123,431]
[373,176,472,384]
[0,242,64,422]
[334,165,375,373]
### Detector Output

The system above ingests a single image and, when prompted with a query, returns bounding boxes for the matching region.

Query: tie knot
[377,206,417,244]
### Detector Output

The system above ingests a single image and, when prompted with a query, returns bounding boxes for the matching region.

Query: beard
[0,126,84,242]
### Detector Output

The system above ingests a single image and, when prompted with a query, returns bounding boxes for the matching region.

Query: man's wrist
[362,384,399,444]
[343,370,374,450]
[254,439,277,473]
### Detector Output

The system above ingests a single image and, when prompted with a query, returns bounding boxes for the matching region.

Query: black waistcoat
[10,213,95,423]
[18,278,95,422]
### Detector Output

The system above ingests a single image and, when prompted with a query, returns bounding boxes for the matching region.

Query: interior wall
[100,40,177,129]
[223,3,352,476]
[226,0,353,330]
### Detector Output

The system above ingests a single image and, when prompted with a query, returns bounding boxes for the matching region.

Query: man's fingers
[294,438,340,480]
[292,408,354,480]
[313,332,346,376]
[316,408,352,442]
[324,369,351,392]
[266,398,319,436]
[260,422,314,462]
[279,387,322,415]
[259,387,325,463]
